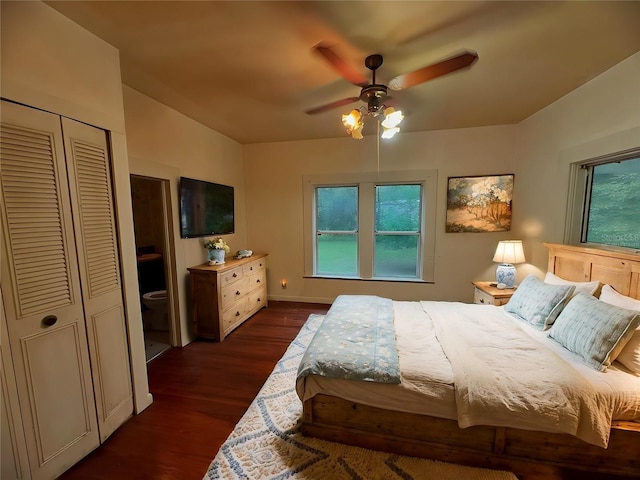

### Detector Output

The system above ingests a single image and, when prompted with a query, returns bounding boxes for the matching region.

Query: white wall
[515,52,640,269]
[244,125,519,303]
[123,86,247,344]
[1,1,126,133]
[0,1,151,411]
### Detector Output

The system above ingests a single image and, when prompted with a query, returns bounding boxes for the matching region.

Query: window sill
[304,275,433,284]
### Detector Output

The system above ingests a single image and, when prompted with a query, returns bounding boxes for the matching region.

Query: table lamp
[492,240,525,288]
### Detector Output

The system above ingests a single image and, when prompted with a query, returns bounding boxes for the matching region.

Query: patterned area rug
[204,314,518,480]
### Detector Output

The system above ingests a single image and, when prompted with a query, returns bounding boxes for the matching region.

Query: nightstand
[472,281,515,306]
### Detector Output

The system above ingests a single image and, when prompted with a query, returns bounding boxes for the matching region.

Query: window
[315,186,358,276]
[304,170,436,282]
[374,184,421,278]
[567,149,640,250]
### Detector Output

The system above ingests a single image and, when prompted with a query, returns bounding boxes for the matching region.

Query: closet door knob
[42,315,57,327]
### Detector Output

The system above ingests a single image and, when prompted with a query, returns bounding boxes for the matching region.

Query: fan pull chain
[376,120,380,177]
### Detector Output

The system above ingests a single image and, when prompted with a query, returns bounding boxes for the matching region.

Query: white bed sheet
[296,300,640,426]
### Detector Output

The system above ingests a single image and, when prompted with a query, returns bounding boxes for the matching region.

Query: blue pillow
[548,292,640,371]
[504,274,574,330]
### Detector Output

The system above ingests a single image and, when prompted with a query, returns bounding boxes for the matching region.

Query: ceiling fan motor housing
[360,84,388,113]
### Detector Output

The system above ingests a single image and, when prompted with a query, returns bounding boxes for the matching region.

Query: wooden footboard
[301,395,640,477]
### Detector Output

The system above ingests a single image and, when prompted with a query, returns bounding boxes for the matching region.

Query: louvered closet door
[0,101,100,479]
[61,117,133,442]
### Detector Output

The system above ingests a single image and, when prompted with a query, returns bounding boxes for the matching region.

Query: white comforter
[423,301,612,447]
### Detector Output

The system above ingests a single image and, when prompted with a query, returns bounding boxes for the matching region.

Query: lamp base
[496,264,516,288]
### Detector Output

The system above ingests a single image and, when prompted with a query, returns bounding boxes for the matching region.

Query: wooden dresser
[188,253,268,341]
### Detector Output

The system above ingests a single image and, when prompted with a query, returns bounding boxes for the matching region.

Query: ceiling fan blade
[305,97,361,115]
[388,50,478,91]
[314,43,369,87]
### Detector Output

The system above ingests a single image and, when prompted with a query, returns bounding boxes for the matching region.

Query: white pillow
[600,284,640,310]
[544,272,599,297]
[548,293,640,371]
[599,284,640,375]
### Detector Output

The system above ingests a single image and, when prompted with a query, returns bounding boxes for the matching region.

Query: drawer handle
[479,298,485,304]
[250,267,253,271]
[236,290,241,296]
[232,273,238,278]
[257,298,261,302]
[235,311,240,317]
[42,315,57,327]
[256,279,261,283]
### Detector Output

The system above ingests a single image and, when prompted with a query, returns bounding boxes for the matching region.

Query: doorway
[130,175,176,361]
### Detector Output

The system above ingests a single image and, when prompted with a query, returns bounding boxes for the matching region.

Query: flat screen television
[179,177,234,238]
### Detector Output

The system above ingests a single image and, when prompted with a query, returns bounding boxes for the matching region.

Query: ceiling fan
[306,43,478,138]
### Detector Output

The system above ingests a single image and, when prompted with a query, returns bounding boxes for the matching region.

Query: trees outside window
[584,157,640,249]
[567,149,639,251]
[306,171,435,282]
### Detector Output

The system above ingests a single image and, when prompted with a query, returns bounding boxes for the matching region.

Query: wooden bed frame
[301,243,640,477]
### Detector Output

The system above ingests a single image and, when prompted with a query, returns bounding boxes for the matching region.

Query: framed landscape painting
[446,174,513,233]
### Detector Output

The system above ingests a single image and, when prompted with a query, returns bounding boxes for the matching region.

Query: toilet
[142,290,168,331]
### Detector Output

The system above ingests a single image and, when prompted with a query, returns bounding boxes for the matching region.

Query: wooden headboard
[545,243,640,300]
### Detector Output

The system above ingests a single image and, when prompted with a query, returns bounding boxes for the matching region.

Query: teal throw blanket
[297,295,400,383]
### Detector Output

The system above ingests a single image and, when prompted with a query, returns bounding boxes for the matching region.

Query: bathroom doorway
[130,175,177,362]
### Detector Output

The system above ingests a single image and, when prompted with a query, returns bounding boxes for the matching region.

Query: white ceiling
[45,1,640,144]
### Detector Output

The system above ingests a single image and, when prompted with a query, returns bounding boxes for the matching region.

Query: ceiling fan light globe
[382,110,403,129]
[381,126,400,139]
[342,109,361,129]
[352,126,364,139]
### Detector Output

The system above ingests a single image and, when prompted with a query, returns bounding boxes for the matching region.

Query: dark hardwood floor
[60,301,631,480]
[60,301,329,480]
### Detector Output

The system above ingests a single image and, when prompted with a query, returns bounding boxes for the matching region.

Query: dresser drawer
[474,287,496,305]
[221,277,250,311]
[247,269,266,291]
[243,258,266,277]
[474,286,510,306]
[220,266,243,287]
[247,286,267,312]
[222,298,249,332]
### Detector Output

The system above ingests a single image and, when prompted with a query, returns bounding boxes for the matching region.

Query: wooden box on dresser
[188,253,268,341]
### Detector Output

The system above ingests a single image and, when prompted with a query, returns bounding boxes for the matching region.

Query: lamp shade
[492,240,525,265]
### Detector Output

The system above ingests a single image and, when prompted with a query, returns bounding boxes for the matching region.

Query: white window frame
[565,146,640,250]
[303,170,437,282]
